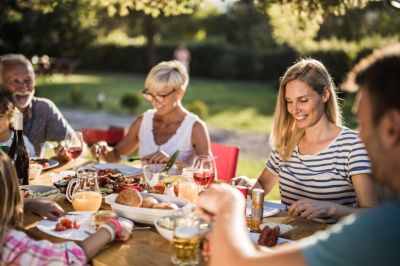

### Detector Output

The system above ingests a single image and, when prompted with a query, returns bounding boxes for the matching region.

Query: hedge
[64,41,370,83]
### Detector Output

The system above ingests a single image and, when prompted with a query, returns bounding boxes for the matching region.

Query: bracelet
[99,223,115,242]
[107,219,122,238]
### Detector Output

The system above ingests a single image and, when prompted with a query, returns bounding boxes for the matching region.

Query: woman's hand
[25,199,64,221]
[141,150,170,164]
[90,141,109,158]
[288,199,336,220]
[196,184,245,223]
[230,176,252,189]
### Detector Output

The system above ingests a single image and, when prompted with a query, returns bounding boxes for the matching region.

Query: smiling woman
[235,58,377,222]
[90,60,212,167]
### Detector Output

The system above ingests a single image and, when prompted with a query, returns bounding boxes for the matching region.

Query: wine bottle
[8,110,29,185]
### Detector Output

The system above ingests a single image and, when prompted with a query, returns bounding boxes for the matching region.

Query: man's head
[0,54,35,111]
[343,44,400,190]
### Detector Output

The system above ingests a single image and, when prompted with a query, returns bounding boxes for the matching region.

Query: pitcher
[66,167,102,211]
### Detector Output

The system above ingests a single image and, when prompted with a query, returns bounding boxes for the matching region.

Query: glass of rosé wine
[192,155,216,192]
[65,131,84,173]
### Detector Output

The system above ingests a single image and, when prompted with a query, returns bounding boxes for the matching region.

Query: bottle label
[14,111,23,130]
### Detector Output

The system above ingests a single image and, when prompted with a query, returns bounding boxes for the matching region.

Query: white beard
[12,91,34,109]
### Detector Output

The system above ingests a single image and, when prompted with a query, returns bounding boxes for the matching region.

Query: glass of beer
[171,211,200,266]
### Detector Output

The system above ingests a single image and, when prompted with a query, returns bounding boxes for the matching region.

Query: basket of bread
[104,188,190,224]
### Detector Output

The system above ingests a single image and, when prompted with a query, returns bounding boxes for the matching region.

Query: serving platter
[105,192,190,225]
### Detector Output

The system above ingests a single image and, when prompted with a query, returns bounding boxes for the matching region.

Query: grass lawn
[36,72,278,133]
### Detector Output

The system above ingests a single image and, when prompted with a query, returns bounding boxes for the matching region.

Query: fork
[120,155,141,162]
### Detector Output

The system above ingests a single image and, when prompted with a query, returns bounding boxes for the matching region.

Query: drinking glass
[65,131,83,173]
[171,211,201,266]
[192,155,216,192]
[66,167,102,211]
[178,167,198,203]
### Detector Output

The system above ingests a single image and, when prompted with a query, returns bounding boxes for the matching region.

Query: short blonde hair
[272,58,342,161]
[0,151,24,258]
[144,60,189,94]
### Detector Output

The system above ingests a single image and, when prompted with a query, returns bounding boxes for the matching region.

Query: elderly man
[0,54,74,158]
[196,44,400,266]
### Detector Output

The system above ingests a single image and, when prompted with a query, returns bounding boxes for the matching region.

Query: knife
[160,149,180,174]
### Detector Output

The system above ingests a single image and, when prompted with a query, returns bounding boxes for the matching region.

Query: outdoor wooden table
[25,159,328,265]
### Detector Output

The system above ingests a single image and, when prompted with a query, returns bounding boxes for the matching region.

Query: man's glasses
[142,88,176,103]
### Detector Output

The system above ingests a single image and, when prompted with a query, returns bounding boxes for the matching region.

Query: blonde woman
[234,59,376,221]
[0,151,132,265]
[92,60,211,165]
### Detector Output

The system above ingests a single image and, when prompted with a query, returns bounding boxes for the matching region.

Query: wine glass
[65,131,84,173]
[192,155,216,192]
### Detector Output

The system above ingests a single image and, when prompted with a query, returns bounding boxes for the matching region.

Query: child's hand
[26,199,64,221]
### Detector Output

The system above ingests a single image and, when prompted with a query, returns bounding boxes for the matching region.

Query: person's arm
[196,184,307,266]
[24,199,64,221]
[78,219,132,260]
[191,121,212,156]
[253,168,279,195]
[92,116,142,163]
[288,173,377,220]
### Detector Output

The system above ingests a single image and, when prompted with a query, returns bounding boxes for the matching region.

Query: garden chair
[210,143,240,183]
[82,127,127,146]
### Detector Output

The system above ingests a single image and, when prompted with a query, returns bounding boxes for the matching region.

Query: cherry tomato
[73,220,80,229]
[55,223,66,231]
[153,183,165,193]
[61,217,72,229]
[174,184,179,196]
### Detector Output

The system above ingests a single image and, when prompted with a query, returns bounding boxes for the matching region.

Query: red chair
[211,143,240,183]
[82,127,127,146]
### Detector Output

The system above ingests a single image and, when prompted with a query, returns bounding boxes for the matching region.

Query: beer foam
[174,226,199,239]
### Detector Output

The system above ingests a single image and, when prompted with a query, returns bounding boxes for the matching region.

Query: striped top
[266,127,371,207]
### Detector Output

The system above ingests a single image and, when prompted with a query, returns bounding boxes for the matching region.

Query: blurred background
[1,0,399,193]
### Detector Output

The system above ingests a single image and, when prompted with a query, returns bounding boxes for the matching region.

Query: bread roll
[116,188,142,207]
[153,202,179,210]
[91,210,118,229]
[141,196,159,208]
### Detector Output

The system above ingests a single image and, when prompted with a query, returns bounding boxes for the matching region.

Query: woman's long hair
[271,58,342,161]
[0,151,24,260]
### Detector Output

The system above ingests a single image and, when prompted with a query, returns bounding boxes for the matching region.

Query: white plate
[92,163,142,176]
[260,222,294,234]
[105,192,190,225]
[249,231,293,249]
[30,158,59,170]
[20,185,60,200]
[245,206,280,218]
[36,211,133,241]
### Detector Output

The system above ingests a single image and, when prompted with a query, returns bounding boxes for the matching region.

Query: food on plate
[21,188,59,199]
[141,196,159,208]
[152,202,179,210]
[55,217,80,231]
[30,158,51,168]
[91,210,118,229]
[116,188,142,207]
[97,168,145,196]
[53,174,75,193]
[258,226,280,247]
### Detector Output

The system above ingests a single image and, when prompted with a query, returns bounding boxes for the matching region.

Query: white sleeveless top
[138,109,200,165]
